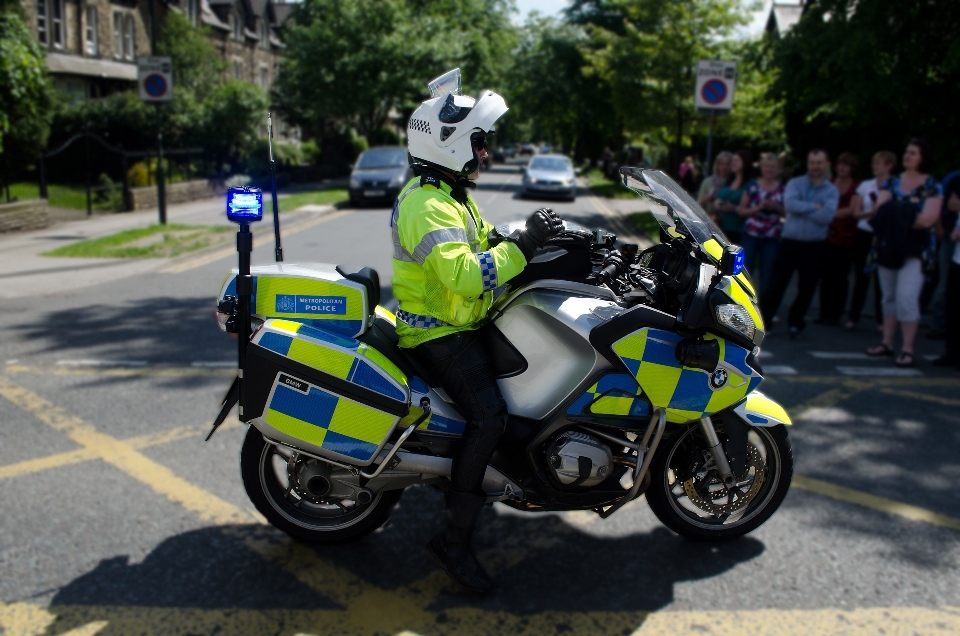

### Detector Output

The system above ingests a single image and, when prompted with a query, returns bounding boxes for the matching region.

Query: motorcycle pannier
[218,263,377,338]
[244,318,410,466]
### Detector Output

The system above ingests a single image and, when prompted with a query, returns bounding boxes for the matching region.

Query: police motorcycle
[209,133,793,543]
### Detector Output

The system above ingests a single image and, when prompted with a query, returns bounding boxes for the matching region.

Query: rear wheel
[241,427,402,543]
[646,423,792,540]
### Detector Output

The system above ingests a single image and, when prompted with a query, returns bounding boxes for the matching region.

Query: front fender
[732,392,792,427]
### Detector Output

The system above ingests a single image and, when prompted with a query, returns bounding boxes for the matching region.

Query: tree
[578,0,747,168]
[507,16,619,160]
[275,0,518,141]
[771,0,960,172]
[0,10,53,184]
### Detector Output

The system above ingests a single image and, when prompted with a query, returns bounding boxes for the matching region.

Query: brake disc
[683,443,766,516]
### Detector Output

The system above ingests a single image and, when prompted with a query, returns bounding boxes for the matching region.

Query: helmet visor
[428,68,462,99]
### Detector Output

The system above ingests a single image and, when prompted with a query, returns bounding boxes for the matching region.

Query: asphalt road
[1,164,960,635]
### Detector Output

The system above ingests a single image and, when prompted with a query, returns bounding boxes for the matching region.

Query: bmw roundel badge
[711,368,728,388]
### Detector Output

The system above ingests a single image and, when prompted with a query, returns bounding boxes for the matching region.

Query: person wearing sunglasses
[392,71,563,592]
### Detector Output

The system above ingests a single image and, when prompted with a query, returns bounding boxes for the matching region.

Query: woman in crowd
[737,152,785,296]
[845,151,896,331]
[679,155,698,195]
[711,150,752,244]
[698,151,732,218]
[866,138,942,367]
[817,153,861,325]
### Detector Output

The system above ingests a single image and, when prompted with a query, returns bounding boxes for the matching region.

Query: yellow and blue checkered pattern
[612,328,762,424]
[566,374,651,418]
[253,319,409,463]
[223,274,367,338]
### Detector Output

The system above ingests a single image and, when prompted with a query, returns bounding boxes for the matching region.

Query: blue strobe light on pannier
[227,186,263,224]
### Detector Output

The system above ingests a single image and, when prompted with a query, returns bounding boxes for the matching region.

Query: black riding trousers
[410,327,507,495]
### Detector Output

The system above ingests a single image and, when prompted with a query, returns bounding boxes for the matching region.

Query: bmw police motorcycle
[211,124,793,546]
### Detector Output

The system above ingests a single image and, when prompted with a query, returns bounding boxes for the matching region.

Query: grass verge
[279,188,349,211]
[44,224,234,258]
[583,168,635,199]
[625,212,662,244]
[8,182,94,210]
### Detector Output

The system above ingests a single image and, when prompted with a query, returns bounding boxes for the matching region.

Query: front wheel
[240,427,402,543]
[646,423,792,540]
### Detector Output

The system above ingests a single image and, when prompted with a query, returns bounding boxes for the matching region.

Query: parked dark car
[521,154,577,201]
[518,143,536,156]
[349,146,412,206]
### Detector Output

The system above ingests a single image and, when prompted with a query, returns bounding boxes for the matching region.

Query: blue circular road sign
[144,73,168,98]
[701,79,728,106]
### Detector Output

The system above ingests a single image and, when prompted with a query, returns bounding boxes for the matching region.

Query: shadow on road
[41,486,765,634]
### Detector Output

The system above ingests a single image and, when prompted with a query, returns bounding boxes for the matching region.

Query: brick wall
[0,200,51,234]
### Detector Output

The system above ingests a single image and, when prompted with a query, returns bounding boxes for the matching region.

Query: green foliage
[580,0,747,164]
[300,139,321,164]
[0,12,54,158]
[506,17,618,161]
[202,81,269,170]
[247,139,305,175]
[771,0,960,172]
[158,12,226,101]
[276,0,518,140]
[127,162,150,188]
[368,127,401,147]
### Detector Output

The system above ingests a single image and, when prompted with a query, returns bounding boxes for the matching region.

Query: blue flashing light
[731,247,745,275]
[226,186,263,223]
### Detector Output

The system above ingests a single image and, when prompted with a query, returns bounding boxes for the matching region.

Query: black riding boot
[427,490,492,592]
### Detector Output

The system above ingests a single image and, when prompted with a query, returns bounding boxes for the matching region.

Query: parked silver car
[521,154,577,201]
[349,146,412,206]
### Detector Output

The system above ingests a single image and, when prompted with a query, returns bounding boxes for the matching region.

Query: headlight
[716,304,756,340]
[391,174,406,186]
[528,178,539,184]
[349,177,361,189]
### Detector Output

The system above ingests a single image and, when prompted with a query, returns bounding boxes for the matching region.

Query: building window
[50,0,64,49]
[85,6,98,56]
[259,66,268,90]
[259,19,268,50]
[232,12,242,41]
[113,12,122,59]
[123,14,135,60]
[233,60,243,80]
[113,12,135,61]
[37,0,48,45]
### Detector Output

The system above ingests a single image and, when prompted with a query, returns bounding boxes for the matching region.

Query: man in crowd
[760,149,840,338]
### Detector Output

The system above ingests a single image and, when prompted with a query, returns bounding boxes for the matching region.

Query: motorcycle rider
[392,76,563,592]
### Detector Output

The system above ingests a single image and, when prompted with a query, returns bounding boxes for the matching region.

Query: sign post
[695,60,736,176]
[137,56,173,224]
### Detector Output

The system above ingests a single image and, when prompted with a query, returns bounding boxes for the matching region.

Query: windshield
[356,148,408,170]
[529,157,571,172]
[619,167,729,249]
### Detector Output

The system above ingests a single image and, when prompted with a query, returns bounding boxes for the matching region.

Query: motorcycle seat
[336,265,380,316]
[359,312,443,388]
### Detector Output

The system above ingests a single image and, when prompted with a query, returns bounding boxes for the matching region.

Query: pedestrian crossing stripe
[612,328,762,423]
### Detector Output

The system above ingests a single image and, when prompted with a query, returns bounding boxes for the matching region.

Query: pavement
[1,163,959,635]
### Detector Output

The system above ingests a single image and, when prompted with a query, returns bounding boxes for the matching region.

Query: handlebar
[597,253,624,285]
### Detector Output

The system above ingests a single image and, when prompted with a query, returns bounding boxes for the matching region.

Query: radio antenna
[267,112,283,262]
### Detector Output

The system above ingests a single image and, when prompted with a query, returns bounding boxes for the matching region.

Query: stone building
[19,0,294,110]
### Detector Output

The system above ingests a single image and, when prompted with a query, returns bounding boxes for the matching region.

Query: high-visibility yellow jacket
[391,174,527,348]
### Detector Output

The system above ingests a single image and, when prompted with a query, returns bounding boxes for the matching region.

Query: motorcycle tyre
[240,427,403,544]
[646,423,793,541]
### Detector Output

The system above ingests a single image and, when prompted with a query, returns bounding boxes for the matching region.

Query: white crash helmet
[407,68,508,176]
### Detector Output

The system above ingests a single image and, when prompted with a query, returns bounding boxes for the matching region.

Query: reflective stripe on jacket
[390,176,527,348]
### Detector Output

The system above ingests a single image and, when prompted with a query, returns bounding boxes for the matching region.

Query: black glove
[509,208,564,260]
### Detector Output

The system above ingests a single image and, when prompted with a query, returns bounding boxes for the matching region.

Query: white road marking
[810,351,872,360]
[190,361,236,368]
[764,365,797,375]
[4,360,18,365]
[55,359,149,367]
[837,366,923,377]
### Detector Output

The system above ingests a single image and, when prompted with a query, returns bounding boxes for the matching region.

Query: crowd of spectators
[691,140,960,370]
